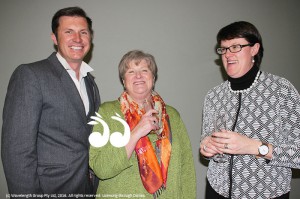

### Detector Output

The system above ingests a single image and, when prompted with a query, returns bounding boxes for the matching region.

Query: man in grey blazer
[1,7,100,196]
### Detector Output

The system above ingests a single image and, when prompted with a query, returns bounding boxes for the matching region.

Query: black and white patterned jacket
[201,71,300,199]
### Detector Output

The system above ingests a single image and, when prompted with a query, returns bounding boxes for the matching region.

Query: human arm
[1,65,43,193]
[209,78,300,166]
[210,130,272,159]
[269,79,300,168]
[199,96,223,158]
[89,101,133,180]
[89,100,160,179]
[125,109,159,158]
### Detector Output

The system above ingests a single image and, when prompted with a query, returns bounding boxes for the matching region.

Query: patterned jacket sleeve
[201,92,213,142]
[271,78,300,168]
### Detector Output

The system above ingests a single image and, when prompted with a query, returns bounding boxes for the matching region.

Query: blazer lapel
[61,71,87,121]
[85,73,101,118]
[47,53,87,125]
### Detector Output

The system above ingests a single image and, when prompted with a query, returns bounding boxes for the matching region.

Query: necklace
[228,71,261,94]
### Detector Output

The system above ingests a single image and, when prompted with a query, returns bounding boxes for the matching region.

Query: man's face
[51,16,91,66]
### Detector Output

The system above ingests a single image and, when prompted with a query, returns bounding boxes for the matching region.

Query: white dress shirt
[56,53,93,115]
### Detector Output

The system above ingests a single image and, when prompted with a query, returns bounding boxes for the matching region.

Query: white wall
[1,0,300,198]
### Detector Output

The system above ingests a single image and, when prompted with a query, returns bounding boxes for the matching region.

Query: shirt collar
[56,52,94,77]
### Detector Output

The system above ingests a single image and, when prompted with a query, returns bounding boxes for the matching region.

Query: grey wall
[1,0,300,198]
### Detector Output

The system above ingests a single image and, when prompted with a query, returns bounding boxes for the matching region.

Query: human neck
[130,93,152,106]
[69,63,82,80]
[228,66,259,91]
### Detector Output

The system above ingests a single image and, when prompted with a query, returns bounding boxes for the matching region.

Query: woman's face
[123,59,154,103]
[221,38,259,78]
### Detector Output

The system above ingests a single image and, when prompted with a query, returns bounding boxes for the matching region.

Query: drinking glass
[142,99,161,134]
[213,112,228,163]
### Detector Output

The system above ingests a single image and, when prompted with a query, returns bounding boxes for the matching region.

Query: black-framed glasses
[216,43,254,55]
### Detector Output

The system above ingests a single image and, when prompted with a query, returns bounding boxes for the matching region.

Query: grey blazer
[1,53,100,195]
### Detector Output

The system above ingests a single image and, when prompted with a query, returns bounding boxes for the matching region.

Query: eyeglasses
[216,43,254,55]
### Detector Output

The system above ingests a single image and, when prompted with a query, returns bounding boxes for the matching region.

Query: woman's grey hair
[118,50,158,86]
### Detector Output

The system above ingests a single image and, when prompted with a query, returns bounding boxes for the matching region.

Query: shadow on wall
[215,58,227,81]
[199,153,209,167]
[214,43,227,81]
[292,169,300,178]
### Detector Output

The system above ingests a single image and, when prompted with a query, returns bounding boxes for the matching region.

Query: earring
[252,58,255,63]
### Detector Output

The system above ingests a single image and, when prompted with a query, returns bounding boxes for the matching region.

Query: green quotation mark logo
[88,112,130,148]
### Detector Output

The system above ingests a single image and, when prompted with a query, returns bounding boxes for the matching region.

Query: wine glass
[213,112,228,163]
[142,99,160,134]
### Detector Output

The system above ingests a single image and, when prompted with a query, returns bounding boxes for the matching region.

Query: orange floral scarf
[120,91,172,198]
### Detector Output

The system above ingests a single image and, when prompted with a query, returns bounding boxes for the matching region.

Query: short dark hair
[51,7,93,38]
[217,21,264,68]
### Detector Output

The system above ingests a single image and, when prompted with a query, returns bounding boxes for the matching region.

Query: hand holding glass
[213,113,228,163]
[142,99,161,134]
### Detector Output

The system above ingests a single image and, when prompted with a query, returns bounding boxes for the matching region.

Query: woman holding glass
[90,50,196,198]
[200,21,300,199]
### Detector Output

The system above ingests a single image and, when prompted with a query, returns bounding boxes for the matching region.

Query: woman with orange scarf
[89,50,196,198]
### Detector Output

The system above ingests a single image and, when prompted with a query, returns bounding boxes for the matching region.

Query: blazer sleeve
[1,65,43,193]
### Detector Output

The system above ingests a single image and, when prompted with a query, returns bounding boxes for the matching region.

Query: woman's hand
[200,135,222,158]
[125,109,159,158]
[210,130,261,155]
[132,109,160,138]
